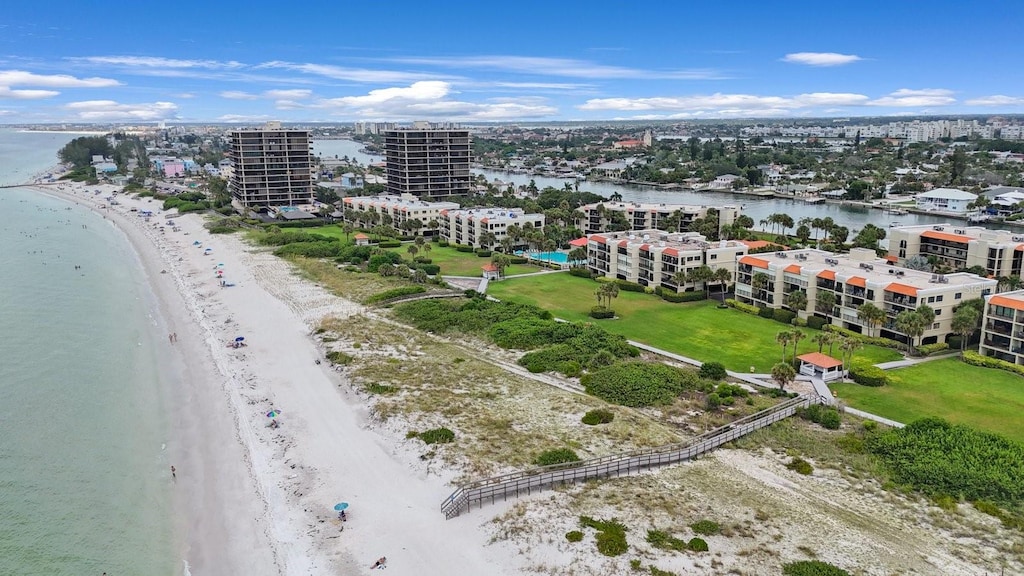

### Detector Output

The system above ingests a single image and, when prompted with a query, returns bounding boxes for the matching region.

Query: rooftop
[441,206,541,220]
[916,187,977,200]
[589,229,746,254]
[741,247,994,292]
[342,194,459,210]
[892,223,1024,246]
[580,200,739,213]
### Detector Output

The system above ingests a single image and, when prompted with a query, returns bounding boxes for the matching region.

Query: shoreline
[27,175,519,575]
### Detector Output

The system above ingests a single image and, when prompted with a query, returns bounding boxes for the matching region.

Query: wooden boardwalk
[441,394,815,519]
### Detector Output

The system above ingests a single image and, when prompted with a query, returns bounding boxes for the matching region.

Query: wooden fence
[441,395,814,519]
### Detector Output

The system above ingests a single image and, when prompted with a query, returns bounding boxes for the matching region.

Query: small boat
[886,208,908,215]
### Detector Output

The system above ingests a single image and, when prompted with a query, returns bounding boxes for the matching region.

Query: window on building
[955,292,962,300]
[710,254,718,260]
[927,296,935,303]
[932,323,940,329]
[936,295,943,302]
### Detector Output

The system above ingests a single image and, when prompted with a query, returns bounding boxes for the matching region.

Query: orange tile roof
[353,233,369,239]
[482,263,498,272]
[817,269,836,280]
[741,239,788,250]
[884,255,898,262]
[569,237,589,247]
[618,240,629,248]
[663,247,680,257]
[989,294,1024,311]
[921,230,971,243]
[885,282,919,297]
[590,235,607,243]
[639,244,651,251]
[797,352,843,369]
[739,255,770,269]
[784,264,802,274]
[846,276,866,288]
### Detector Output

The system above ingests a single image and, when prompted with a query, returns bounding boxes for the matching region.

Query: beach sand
[33,179,520,575]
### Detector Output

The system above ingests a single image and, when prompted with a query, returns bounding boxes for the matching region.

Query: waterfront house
[915,188,976,213]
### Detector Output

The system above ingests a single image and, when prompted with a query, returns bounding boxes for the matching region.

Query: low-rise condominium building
[577,201,740,235]
[439,207,545,248]
[888,223,1024,277]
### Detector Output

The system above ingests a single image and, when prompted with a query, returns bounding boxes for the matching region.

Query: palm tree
[789,329,806,365]
[601,282,620,309]
[406,244,419,259]
[856,302,886,338]
[895,310,927,355]
[812,331,831,353]
[951,307,980,352]
[785,290,808,313]
[421,242,432,255]
[815,291,837,315]
[342,222,354,242]
[771,362,796,392]
[752,272,770,301]
[776,331,793,364]
[712,268,732,301]
[568,247,588,267]
[491,253,512,278]
[839,337,862,372]
[671,269,689,292]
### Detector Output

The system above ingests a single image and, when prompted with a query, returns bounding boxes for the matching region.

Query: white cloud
[386,55,724,80]
[0,69,120,88]
[172,92,195,98]
[782,52,863,66]
[0,86,60,99]
[579,92,869,113]
[310,81,557,120]
[74,56,244,69]
[256,61,443,83]
[263,89,312,99]
[63,100,179,121]
[965,95,1024,106]
[220,90,259,100]
[217,114,271,122]
[868,88,955,107]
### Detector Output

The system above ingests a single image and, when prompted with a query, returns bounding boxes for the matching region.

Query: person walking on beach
[169,333,173,344]
[172,332,178,343]
[170,465,176,479]
[371,556,387,569]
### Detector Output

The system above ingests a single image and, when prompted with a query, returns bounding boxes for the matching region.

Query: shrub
[581,361,701,407]
[849,365,889,387]
[689,520,720,536]
[455,244,474,253]
[787,457,814,475]
[714,383,748,398]
[725,298,762,316]
[579,516,628,557]
[963,350,1024,377]
[325,350,353,365]
[613,279,646,293]
[698,361,727,380]
[534,448,581,467]
[687,537,708,552]
[646,529,687,552]
[800,404,841,430]
[365,285,427,304]
[758,307,775,319]
[947,335,963,350]
[806,316,828,330]
[414,257,432,264]
[367,252,403,273]
[415,263,441,275]
[782,561,851,576]
[791,316,807,327]
[365,383,397,395]
[581,409,615,425]
[569,267,593,278]
[377,240,402,248]
[437,239,449,247]
[866,417,1024,504]
[773,309,796,325]
[590,305,615,319]
[418,427,455,445]
[475,249,492,257]
[916,342,950,356]
[705,393,721,410]
[655,286,707,302]
[565,530,584,543]
[824,324,900,349]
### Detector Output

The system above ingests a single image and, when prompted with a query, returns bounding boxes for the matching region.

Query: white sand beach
[32,179,520,575]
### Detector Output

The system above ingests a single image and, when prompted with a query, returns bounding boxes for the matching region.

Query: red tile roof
[921,230,971,243]
[784,264,801,274]
[797,352,843,369]
[569,237,589,247]
[989,294,1024,311]
[846,276,866,288]
[817,270,836,280]
[885,282,919,297]
[739,255,770,269]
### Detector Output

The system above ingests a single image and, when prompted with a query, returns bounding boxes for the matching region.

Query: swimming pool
[516,250,578,264]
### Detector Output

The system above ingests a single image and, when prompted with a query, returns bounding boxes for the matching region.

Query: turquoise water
[518,250,572,264]
[0,131,177,575]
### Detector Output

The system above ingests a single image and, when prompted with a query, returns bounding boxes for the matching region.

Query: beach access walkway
[441,394,818,519]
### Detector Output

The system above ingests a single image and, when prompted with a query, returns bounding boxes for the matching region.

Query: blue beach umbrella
[266,409,280,418]
[333,502,349,511]
[235,336,245,342]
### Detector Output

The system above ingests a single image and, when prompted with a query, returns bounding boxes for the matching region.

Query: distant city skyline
[3,1,1024,123]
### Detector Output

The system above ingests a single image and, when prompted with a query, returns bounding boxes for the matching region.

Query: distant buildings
[888,223,1024,277]
[577,201,740,235]
[586,230,747,291]
[914,188,977,214]
[228,128,313,208]
[734,247,995,345]
[341,194,459,237]
[384,129,472,199]
[439,207,545,248]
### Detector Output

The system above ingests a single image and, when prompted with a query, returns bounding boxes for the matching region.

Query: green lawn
[486,274,901,373]
[832,359,1024,444]
[384,244,537,277]
[305,225,353,241]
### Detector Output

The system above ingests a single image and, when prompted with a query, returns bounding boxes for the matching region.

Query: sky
[2,1,1024,124]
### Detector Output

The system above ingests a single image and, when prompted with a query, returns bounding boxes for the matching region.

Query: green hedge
[455,244,474,253]
[655,287,707,302]
[590,306,615,319]
[415,263,441,275]
[725,298,761,316]
[475,249,492,257]
[418,427,455,445]
[581,409,615,425]
[438,239,449,247]
[758,307,774,319]
[509,256,528,264]
[849,365,889,387]
[377,240,402,248]
[800,404,841,429]
[916,342,950,356]
[366,285,426,304]
[824,324,900,349]
[773,309,796,324]
[614,279,646,293]
[534,448,581,466]
[962,350,1024,378]
[806,316,828,330]
[947,335,963,350]
[783,560,850,576]
[569,268,593,278]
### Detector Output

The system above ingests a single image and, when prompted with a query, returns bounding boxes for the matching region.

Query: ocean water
[0,130,177,575]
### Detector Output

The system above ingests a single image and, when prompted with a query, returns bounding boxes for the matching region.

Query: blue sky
[2,1,1023,123]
